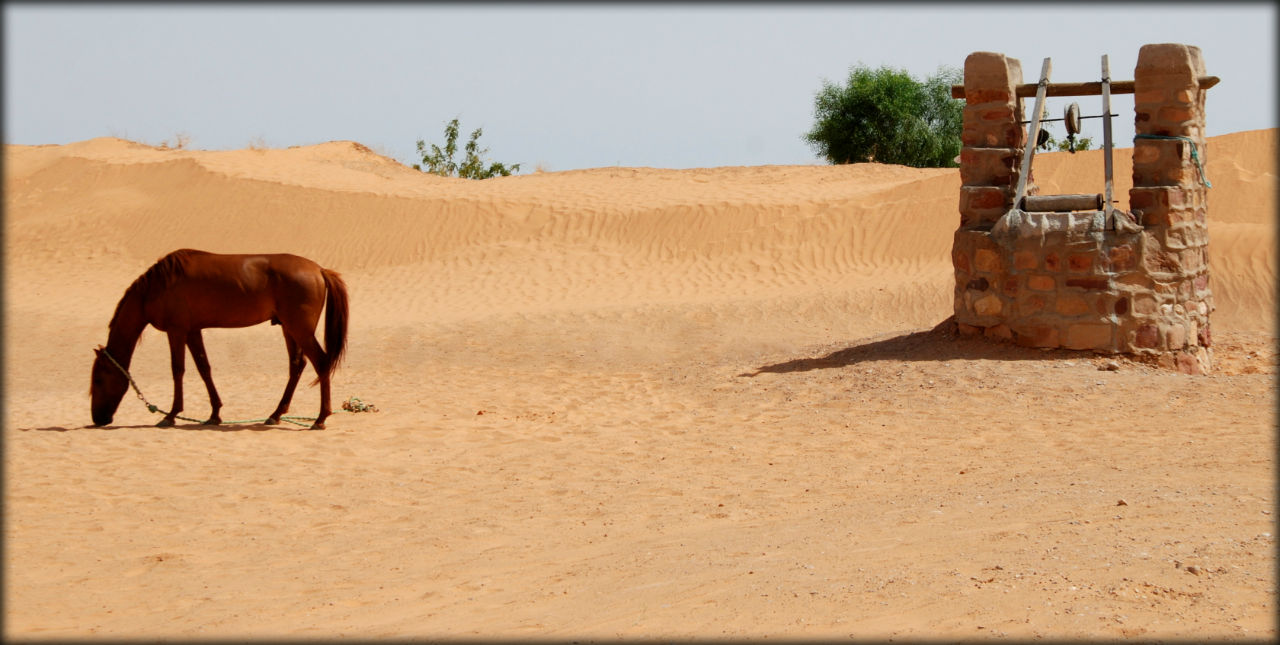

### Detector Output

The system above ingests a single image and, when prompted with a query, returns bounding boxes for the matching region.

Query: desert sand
[4,129,1275,640]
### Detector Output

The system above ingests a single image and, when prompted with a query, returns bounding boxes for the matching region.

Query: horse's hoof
[156,418,176,427]
[204,418,221,426]
[309,422,326,430]
[265,417,280,425]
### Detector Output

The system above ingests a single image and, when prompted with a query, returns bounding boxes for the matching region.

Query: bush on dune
[414,118,521,179]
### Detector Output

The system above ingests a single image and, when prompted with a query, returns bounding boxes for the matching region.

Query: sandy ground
[4,130,1275,640]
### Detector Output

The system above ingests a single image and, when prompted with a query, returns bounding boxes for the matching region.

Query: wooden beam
[1101,55,1115,215]
[1023,193,1104,213]
[951,75,1219,99]
[1012,58,1053,214]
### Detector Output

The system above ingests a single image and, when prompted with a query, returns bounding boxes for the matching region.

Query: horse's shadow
[21,422,302,433]
[741,317,1096,377]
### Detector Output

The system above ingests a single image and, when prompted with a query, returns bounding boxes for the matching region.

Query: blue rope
[1134,134,1212,188]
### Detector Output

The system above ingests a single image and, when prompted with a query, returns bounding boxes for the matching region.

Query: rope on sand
[98,347,319,427]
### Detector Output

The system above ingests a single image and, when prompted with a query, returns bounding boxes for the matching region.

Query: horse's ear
[93,345,103,356]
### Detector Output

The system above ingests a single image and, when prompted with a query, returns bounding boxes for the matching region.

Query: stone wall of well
[951,44,1213,374]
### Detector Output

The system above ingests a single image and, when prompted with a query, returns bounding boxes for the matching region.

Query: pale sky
[5,3,1275,171]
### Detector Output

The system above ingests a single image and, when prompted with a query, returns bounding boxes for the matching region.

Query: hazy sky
[5,3,1275,171]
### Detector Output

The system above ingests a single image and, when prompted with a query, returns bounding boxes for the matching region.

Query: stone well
[951,43,1215,374]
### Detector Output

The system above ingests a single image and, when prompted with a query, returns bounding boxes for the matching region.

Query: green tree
[804,64,963,168]
[415,118,521,179]
[1043,132,1095,153]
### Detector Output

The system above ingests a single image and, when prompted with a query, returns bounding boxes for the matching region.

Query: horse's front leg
[159,331,186,427]
[186,330,222,425]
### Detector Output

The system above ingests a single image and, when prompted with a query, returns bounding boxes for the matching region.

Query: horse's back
[164,250,324,282]
[141,250,328,330]
[264,252,325,276]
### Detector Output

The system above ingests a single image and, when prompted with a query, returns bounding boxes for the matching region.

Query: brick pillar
[953,53,1024,336]
[958,52,1025,229]
[1126,43,1213,373]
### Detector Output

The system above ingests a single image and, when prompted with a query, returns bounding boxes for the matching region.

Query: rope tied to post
[1133,134,1212,188]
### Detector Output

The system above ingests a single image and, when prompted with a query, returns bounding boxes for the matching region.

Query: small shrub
[414,118,520,179]
[158,132,190,150]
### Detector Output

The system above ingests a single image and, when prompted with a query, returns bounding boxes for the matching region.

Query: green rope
[1133,134,1212,188]
[98,348,316,427]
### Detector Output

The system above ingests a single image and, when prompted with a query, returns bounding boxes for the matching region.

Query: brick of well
[1132,141,1162,164]
[1132,293,1158,315]
[964,51,1023,95]
[1142,249,1181,275]
[1017,293,1046,315]
[1044,252,1061,272]
[1135,43,1204,95]
[1013,323,1060,349]
[974,249,1002,272]
[1179,247,1204,272]
[1158,104,1197,125]
[960,185,1009,210]
[1067,253,1095,273]
[973,294,1003,316]
[1054,295,1091,317]
[1026,275,1054,291]
[1107,245,1137,272]
[1134,324,1161,349]
[959,148,1018,185]
[1134,86,1169,104]
[1065,277,1110,291]
[1065,323,1113,350]
[965,88,1011,105]
[984,324,1013,341]
[1130,186,1187,211]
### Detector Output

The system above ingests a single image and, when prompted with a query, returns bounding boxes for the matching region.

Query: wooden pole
[951,75,1219,99]
[1023,193,1104,213]
[1101,55,1115,215]
[1013,58,1052,213]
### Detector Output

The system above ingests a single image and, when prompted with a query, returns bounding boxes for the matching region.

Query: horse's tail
[321,268,349,377]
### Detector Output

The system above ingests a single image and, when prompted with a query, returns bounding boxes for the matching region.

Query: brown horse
[90,249,349,429]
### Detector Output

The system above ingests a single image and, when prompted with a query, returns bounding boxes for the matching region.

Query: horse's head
[90,346,128,427]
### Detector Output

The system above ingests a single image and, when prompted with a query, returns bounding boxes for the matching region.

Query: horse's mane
[108,249,208,328]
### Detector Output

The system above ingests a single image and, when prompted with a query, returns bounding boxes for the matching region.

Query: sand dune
[4,129,1275,639]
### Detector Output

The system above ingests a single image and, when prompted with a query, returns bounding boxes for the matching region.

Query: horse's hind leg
[267,332,306,425]
[293,333,332,430]
[186,330,222,425]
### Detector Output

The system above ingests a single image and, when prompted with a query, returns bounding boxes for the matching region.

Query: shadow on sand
[741,317,1103,377]
[20,422,310,433]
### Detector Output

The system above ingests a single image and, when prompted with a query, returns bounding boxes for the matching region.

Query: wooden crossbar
[950,76,1219,100]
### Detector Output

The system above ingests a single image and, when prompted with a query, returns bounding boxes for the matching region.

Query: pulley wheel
[1064,102,1082,136]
